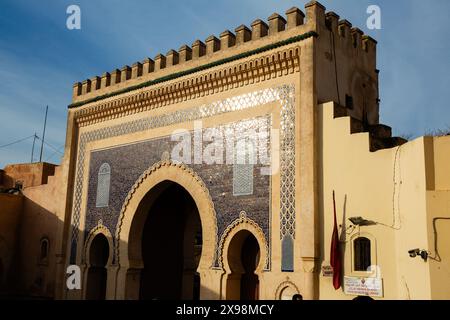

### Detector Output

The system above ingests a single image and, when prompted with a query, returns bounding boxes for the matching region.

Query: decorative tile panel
[278,85,296,271]
[95,163,111,208]
[233,164,254,196]
[69,85,296,270]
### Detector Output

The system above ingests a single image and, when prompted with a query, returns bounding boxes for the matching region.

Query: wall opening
[39,238,49,265]
[225,230,260,300]
[354,237,371,271]
[85,233,109,300]
[137,182,202,300]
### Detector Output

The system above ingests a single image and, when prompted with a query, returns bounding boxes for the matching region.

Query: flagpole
[331,190,342,290]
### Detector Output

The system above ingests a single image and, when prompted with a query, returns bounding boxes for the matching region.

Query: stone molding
[73,46,301,127]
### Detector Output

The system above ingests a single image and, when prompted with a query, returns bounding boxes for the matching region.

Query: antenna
[31,133,37,163]
[39,105,48,163]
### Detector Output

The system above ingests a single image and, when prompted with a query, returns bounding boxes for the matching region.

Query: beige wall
[0,193,23,293]
[427,191,450,299]
[0,163,63,298]
[318,102,450,300]
[426,135,450,299]
[2,163,56,189]
[314,9,379,125]
[16,165,64,298]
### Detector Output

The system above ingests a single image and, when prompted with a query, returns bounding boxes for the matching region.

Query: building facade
[1,1,449,300]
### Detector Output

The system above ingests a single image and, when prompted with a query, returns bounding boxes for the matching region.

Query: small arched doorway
[131,181,202,300]
[226,230,260,300]
[279,286,299,300]
[85,234,109,300]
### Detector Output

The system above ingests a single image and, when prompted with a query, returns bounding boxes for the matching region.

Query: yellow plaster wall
[318,102,435,299]
[426,135,450,299]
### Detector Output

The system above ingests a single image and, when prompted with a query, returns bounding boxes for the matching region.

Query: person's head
[353,295,374,301]
[292,294,303,300]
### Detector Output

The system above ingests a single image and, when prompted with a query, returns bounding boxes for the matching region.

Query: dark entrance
[139,182,202,300]
[240,234,260,300]
[226,230,260,300]
[86,233,109,300]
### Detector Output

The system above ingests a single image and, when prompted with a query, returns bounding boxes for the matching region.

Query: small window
[354,237,371,271]
[39,238,49,264]
[345,94,354,110]
[96,163,111,208]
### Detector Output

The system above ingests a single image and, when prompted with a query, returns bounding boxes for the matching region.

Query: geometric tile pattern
[279,85,296,271]
[279,85,296,240]
[95,163,111,208]
[233,163,254,196]
[69,84,296,265]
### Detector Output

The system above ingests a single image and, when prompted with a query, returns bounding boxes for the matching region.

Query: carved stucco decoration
[73,46,301,126]
[113,160,218,266]
[82,220,114,266]
[217,211,270,270]
[274,278,301,300]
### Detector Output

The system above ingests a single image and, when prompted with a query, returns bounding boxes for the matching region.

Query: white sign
[344,276,383,297]
[322,265,333,277]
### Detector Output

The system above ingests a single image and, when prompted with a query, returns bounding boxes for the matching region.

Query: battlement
[70,1,377,108]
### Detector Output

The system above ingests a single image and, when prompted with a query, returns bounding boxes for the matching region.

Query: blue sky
[0,0,449,168]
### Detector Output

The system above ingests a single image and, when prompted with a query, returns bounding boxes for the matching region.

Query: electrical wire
[44,145,65,162]
[376,146,403,230]
[43,140,64,155]
[0,135,35,149]
[429,217,450,262]
[0,134,64,165]
[34,136,64,155]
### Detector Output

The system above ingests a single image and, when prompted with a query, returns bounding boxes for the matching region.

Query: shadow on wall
[81,181,218,301]
[1,187,261,300]
[0,197,63,300]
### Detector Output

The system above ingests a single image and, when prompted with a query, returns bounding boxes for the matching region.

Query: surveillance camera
[420,250,428,261]
[408,249,420,257]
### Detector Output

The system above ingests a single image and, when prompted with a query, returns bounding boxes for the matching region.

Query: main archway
[114,161,217,300]
[138,181,202,299]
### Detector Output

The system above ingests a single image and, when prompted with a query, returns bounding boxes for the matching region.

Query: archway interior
[0,258,3,290]
[139,182,202,300]
[226,230,260,300]
[86,233,109,300]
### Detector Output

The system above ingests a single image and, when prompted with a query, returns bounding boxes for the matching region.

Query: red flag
[330,191,342,290]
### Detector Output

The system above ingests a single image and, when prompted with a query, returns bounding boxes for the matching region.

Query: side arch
[274,280,301,300]
[83,223,114,266]
[218,211,269,300]
[82,223,114,299]
[218,211,268,273]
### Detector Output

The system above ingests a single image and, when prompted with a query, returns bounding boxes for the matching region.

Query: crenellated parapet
[71,1,377,108]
